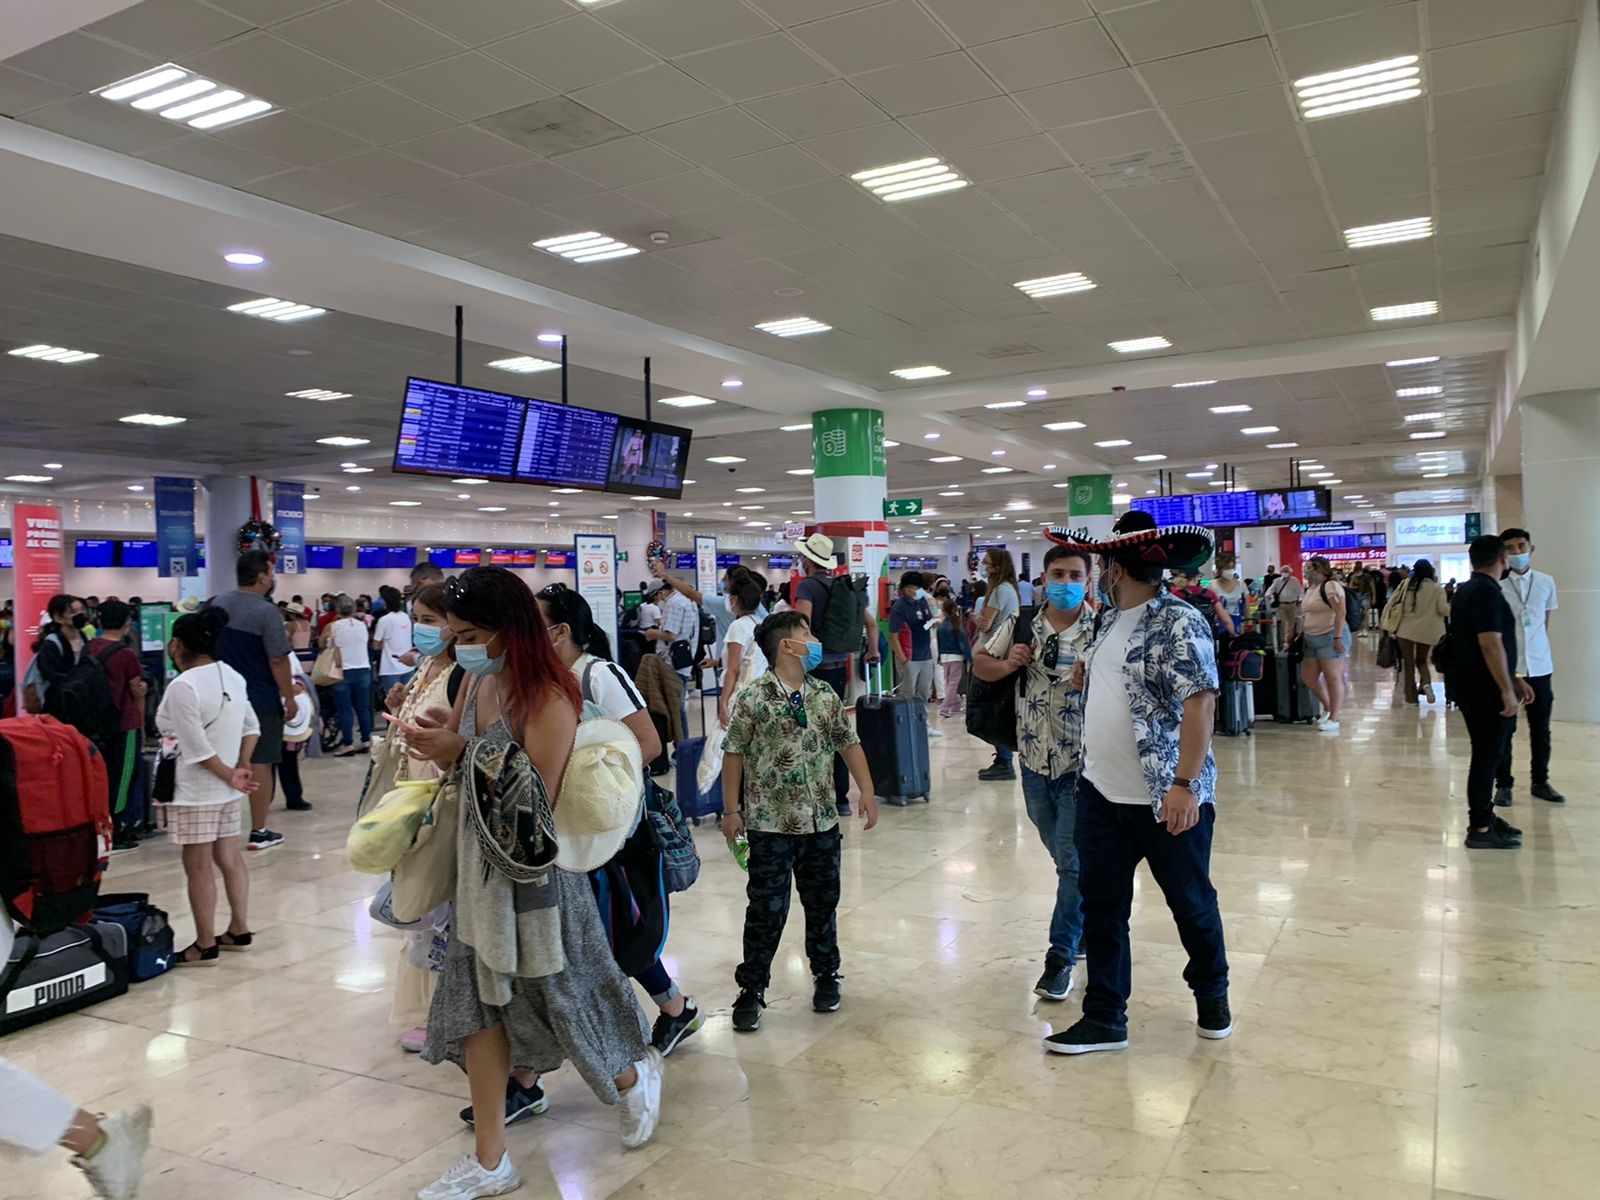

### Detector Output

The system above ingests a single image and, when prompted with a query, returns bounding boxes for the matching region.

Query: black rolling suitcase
[1272,643,1320,723]
[1216,679,1252,736]
[855,664,931,805]
[673,684,722,825]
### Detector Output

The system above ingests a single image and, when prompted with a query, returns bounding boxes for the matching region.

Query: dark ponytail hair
[172,607,229,660]
[537,583,613,661]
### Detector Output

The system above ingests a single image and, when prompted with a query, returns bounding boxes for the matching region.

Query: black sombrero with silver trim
[1044,509,1213,572]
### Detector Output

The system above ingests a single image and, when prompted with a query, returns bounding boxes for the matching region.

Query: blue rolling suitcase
[855,664,931,806]
[673,683,722,825]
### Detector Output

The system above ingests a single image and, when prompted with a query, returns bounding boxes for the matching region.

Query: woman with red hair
[405,568,660,1200]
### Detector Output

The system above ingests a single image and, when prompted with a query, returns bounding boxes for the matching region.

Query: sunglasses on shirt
[786,689,808,730]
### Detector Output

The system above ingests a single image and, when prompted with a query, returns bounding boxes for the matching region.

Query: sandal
[334,746,359,757]
[217,931,254,951]
[176,942,219,967]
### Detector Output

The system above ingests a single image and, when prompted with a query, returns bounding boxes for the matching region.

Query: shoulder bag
[389,772,460,923]
[1380,581,1408,634]
[964,613,1033,751]
[312,633,344,687]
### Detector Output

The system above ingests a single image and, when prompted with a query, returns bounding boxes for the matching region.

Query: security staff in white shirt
[1495,527,1564,805]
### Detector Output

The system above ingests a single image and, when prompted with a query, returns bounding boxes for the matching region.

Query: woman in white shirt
[322,596,374,756]
[372,585,416,695]
[156,607,260,967]
[717,577,768,730]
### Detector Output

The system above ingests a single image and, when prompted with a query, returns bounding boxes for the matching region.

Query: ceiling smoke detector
[648,231,670,245]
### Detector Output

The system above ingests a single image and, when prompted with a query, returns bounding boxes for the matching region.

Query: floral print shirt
[1078,593,1219,816]
[724,672,859,835]
[984,607,1094,777]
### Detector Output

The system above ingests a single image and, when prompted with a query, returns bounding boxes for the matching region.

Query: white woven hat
[553,717,644,873]
[794,532,836,570]
[283,692,315,743]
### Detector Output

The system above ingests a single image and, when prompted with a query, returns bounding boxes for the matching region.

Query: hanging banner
[274,481,305,574]
[154,477,197,578]
[694,534,718,598]
[575,534,618,659]
[651,509,668,545]
[12,503,64,704]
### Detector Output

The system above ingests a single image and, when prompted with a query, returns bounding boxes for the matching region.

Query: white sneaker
[74,1105,152,1200]
[1319,720,1341,734]
[618,1048,663,1148]
[928,727,944,738]
[418,1152,522,1200]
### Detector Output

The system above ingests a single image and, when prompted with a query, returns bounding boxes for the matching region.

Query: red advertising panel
[13,504,64,704]
[489,548,514,565]
[512,549,538,566]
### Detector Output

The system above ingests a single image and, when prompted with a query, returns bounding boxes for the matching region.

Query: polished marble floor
[4,643,1596,1200]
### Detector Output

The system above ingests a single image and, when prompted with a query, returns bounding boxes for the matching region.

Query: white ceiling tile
[386,53,551,121]
[484,16,658,94]
[274,0,465,78]
[1188,127,1307,174]
[1306,101,1425,162]
[765,176,881,220]
[19,94,186,156]
[1434,147,1547,190]
[791,0,958,75]
[315,147,457,194]
[0,66,75,116]
[688,200,798,237]
[1050,110,1176,162]
[806,207,919,246]
[85,0,255,58]
[675,34,837,102]
[323,196,440,237]
[1431,24,1575,93]
[244,167,378,213]
[553,135,692,187]
[1208,158,1319,202]
[622,168,750,212]
[1136,39,1282,106]
[571,64,723,132]
[1224,187,1329,223]
[1111,177,1217,214]
[1165,86,1297,144]
[946,135,1071,182]
[597,0,776,57]
[1170,249,1270,287]
[747,0,881,20]
[1101,0,1264,64]
[203,0,355,24]
[799,123,933,173]
[389,179,535,228]
[217,111,371,165]
[741,80,885,139]
[1435,112,1555,161]
[1427,0,1578,47]
[923,0,1093,45]
[6,31,157,91]
[1011,193,1120,229]
[1432,76,1564,128]
[1014,70,1153,129]
[892,186,1003,226]
[902,96,1038,153]
[851,52,1000,117]
[475,161,604,205]
[537,188,667,229]
[391,125,533,175]
[1067,241,1178,280]
[650,107,787,163]
[713,144,835,194]
[385,0,574,46]
[186,32,367,104]
[1259,0,1409,31]
[981,168,1097,209]
[295,83,457,144]
[1241,211,1342,254]
[1273,5,1420,81]
[137,135,289,186]
[968,20,1126,91]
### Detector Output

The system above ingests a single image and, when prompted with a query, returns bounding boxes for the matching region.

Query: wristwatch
[1172,776,1200,794]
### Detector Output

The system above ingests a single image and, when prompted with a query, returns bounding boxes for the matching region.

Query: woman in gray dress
[405,567,661,1200]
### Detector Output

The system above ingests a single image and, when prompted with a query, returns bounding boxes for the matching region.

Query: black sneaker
[1493,786,1514,808]
[1532,783,1566,804]
[813,973,842,1013]
[732,988,765,1032]
[651,998,703,1057]
[1033,958,1073,1002]
[1465,825,1521,849]
[108,837,141,856]
[1197,995,1233,1040]
[1043,1017,1129,1056]
[459,1077,548,1128]
[836,801,852,817]
[1493,814,1523,839]
[247,829,283,852]
[285,800,314,811]
[977,762,1016,782]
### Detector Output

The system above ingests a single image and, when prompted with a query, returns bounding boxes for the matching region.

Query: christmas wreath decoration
[967,550,981,573]
[238,517,281,557]
[646,540,668,563]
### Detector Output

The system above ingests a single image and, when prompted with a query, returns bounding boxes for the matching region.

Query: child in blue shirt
[936,598,971,718]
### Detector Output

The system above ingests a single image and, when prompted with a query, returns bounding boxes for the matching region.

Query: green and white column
[1067,473,1114,542]
[810,407,889,583]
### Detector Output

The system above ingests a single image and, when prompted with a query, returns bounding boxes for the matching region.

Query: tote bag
[312,644,344,687]
[389,774,460,923]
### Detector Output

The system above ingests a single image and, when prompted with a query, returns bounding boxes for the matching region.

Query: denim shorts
[1303,630,1346,660]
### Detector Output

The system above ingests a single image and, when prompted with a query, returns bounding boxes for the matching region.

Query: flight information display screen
[307,544,345,570]
[119,540,158,568]
[394,378,524,482]
[1132,487,1332,528]
[1193,489,1258,527]
[75,539,115,568]
[1131,495,1197,525]
[516,397,615,490]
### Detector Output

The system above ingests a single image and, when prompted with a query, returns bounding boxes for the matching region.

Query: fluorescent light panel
[1294,55,1422,121]
[1108,336,1171,353]
[119,412,186,427]
[286,388,351,400]
[755,317,830,337]
[706,455,745,464]
[929,455,961,463]
[1013,272,1096,299]
[317,436,370,447]
[532,232,639,263]
[1396,386,1442,397]
[227,296,325,322]
[658,395,716,408]
[1371,301,1438,320]
[981,466,1014,474]
[891,365,950,380]
[1240,426,1280,435]
[1209,404,1251,414]
[1345,216,1432,248]
[487,356,559,374]
[1133,453,1167,462]
[8,344,98,364]
[1387,356,1439,366]
[1409,430,1446,439]
[1044,421,1086,432]
[1404,411,1444,422]
[851,157,969,203]
[1172,380,1216,388]
[6,474,53,483]
[984,401,1026,409]
[780,423,812,432]
[95,63,275,130]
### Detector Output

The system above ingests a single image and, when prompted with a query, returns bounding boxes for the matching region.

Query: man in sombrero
[1040,510,1232,1055]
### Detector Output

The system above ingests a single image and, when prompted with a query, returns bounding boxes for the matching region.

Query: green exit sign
[884,497,923,518]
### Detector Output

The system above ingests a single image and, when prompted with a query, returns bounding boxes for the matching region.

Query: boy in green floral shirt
[722,610,878,1032]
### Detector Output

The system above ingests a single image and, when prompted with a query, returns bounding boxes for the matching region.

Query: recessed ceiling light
[1305,470,1333,478]
[990,449,1006,457]
[659,394,716,408]
[548,501,561,507]
[1044,421,1086,432]
[1209,404,1251,414]
[929,455,961,463]
[1186,471,1215,479]
[8,344,100,364]
[5,474,53,483]
[939,490,964,497]
[1322,479,1343,485]
[755,317,830,337]
[389,500,421,507]
[1266,441,1298,449]
[1403,411,1444,422]
[453,477,489,485]
[345,485,362,492]
[940,523,955,528]
[1294,55,1422,120]
[1108,336,1171,353]
[1386,356,1439,367]
[1240,426,1280,435]
[851,156,969,202]
[984,401,1027,409]
[791,510,811,515]
[537,332,565,344]
[223,251,264,266]
[1042,463,1057,471]
[487,356,559,374]
[1345,217,1432,248]
[683,478,697,484]
[1410,430,1447,440]
[1423,471,1448,479]
[303,492,321,500]
[720,377,743,389]
[286,388,352,401]
[631,495,654,501]
[317,436,370,447]
[706,455,745,464]
[1371,301,1438,321]
[478,506,507,512]
[551,488,583,494]
[780,422,812,432]
[1172,380,1217,388]
[924,433,941,440]
[1026,388,1050,400]
[42,462,63,469]
[883,440,900,448]
[1395,386,1443,398]
[119,412,185,427]
[1344,495,1366,500]
[227,296,325,322]
[1133,453,1167,462]
[532,232,639,263]
[456,493,471,500]
[1013,272,1096,299]
[740,504,764,510]
[982,466,1014,474]
[735,486,766,493]
[343,467,373,474]
[1094,439,1131,448]
[787,468,814,475]
[891,365,950,380]
[96,63,275,130]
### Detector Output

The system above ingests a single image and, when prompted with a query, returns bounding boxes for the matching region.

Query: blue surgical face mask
[455,641,505,677]
[915,588,928,603]
[792,639,823,671]
[1047,581,1086,611]
[1507,552,1531,571]
[412,624,447,658]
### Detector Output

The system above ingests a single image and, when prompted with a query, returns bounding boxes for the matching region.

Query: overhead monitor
[1192,489,1258,528]
[74,539,115,568]
[516,396,616,490]
[394,377,524,482]
[605,418,692,498]
[306,544,344,570]
[1131,495,1197,525]
[0,538,11,569]
[1257,488,1329,523]
[118,540,158,568]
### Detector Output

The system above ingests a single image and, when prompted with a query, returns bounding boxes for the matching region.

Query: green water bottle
[729,834,749,872]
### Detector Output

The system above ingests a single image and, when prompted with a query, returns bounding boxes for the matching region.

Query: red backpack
[0,716,111,935]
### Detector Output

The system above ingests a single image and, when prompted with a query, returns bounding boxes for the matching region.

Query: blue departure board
[516,397,616,490]
[1193,489,1258,527]
[119,540,158,568]
[307,544,344,570]
[1131,495,1197,524]
[75,539,114,568]
[0,539,11,569]
[395,378,523,482]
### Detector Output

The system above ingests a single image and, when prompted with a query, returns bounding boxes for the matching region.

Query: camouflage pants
[735,827,842,991]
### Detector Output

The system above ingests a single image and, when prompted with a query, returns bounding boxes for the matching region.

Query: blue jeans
[379,670,414,696]
[995,746,1014,766]
[332,667,373,746]
[1075,778,1228,1029]
[1019,767,1082,965]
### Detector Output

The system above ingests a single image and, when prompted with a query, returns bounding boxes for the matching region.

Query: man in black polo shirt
[1449,534,1535,850]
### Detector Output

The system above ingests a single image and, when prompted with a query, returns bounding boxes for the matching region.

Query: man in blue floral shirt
[1040,512,1231,1056]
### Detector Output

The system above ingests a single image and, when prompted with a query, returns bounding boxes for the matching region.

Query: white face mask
[1220,569,1236,580]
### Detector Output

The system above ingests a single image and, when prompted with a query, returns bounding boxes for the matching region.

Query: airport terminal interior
[2,1,1599,1198]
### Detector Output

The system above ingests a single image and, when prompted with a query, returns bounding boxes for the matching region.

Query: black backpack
[817,574,868,656]
[46,641,123,747]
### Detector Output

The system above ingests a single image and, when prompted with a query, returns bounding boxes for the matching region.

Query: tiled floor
[4,643,1596,1200]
